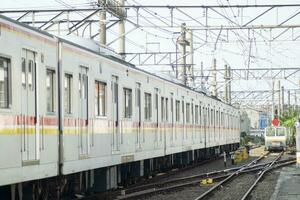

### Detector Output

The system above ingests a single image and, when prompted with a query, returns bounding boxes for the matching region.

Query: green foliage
[279,108,300,146]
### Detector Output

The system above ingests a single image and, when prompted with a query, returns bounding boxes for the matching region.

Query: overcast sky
[1,0,299,105]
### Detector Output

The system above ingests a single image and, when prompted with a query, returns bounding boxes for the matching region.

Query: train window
[211,109,214,126]
[79,74,88,100]
[216,111,219,126]
[28,60,33,89]
[195,105,199,124]
[46,69,55,112]
[95,81,106,116]
[64,74,72,114]
[123,88,132,118]
[165,98,168,121]
[144,93,152,120]
[207,108,210,126]
[21,58,26,87]
[266,127,275,136]
[182,100,185,123]
[191,103,194,124]
[200,106,203,125]
[175,100,180,122]
[0,57,11,108]
[186,103,190,123]
[161,97,165,121]
[221,112,223,126]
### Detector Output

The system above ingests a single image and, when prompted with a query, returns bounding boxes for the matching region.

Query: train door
[191,101,194,143]
[112,76,120,152]
[154,88,159,148]
[170,93,174,145]
[79,66,89,156]
[135,82,141,150]
[21,49,39,162]
[203,107,207,147]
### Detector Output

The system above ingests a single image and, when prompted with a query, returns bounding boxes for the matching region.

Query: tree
[280,108,300,146]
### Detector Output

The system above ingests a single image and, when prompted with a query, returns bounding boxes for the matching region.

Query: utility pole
[177,23,189,85]
[224,64,229,103]
[211,58,217,97]
[99,0,106,45]
[200,62,205,92]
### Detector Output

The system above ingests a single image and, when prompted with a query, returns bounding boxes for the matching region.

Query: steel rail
[193,152,270,200]
[117,152,270,199]
[123,158,294,195]
[240,152,284,200]
[117,158,295,200]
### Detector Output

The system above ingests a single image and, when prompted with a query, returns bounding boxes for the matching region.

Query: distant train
[264,126,287,151]
[0,14,240,199]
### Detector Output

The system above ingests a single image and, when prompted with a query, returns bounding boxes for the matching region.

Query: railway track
[194,151,295,200]
[115,151,295,200]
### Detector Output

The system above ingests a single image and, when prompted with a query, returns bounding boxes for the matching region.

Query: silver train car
[0,15,240,199]
[265,126,287,151]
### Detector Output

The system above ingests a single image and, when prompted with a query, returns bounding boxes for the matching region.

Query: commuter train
[0,14,240,199]
[265,126,287,151]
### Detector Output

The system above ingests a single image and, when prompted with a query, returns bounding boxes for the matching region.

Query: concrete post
[178,23,187,85]
[99,10,106,45]
[211,58,217,96]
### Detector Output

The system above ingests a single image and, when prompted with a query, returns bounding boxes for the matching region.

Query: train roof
[0,14,238,111]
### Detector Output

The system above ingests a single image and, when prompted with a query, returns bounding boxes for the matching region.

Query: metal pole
[295,91,298,109]
[272,80,275,119]
[224,64,228,103]
[228,66,231,104]
[288,90,291,106]
[119,0,125,59]
[187,30,194,86]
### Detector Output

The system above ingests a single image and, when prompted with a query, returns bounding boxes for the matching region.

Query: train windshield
[276,127,286,136]
[265,127,275,136]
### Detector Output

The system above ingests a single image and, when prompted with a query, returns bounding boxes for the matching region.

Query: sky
[1,0,300,106]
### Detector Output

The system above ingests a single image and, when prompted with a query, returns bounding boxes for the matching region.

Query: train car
[264,126,287,151]
[0,14,240,199]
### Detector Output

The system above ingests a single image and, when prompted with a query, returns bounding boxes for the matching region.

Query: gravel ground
[144,185,211,200]
[143,149,295,200]
[205,173,257,200]
[249,170,281,200]
[157,155,258,181]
